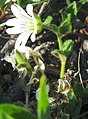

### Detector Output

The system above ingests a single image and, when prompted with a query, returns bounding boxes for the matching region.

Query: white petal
[6,18,32,30]
[26,4,33,17]
[16,46,32,59]
[15,31,32,49]
[6,27,23,34]
[30,32,36,42]
[6,18,19,26]
[36,84,49,100]
[6,24,30,34]
[11,4,31,19]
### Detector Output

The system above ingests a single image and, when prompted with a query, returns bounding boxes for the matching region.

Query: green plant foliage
[58,14,72,35]
[18,0,47,8]
[66,0,86,4]
[43,16,53,25]
[64,98,82,118]
[51,24,59,35]
[66,0,86,9]
[73,82,83,98]
[38,74,51,119]
[17,0,22,5]
[0,0,5,8]
[67,89,77,103]
[62,1,77,22]
[0,104,35,119]
[73,82,88,104]
[64,90,82,118]
[16,50,32,75]
[0,110,14,119]
[61,113,70,119]
[63,39,73,57]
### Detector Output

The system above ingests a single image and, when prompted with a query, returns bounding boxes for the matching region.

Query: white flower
[6,3,43,49]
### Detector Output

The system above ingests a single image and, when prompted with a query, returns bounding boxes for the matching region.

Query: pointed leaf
[38,74,51,119]
[63,39,73,57]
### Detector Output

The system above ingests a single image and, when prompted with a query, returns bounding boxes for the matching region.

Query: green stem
[43,24,66,79]
[60,61,66,79]
[43,24,55,34]
[57,36,63,51]
[43,25,63,51]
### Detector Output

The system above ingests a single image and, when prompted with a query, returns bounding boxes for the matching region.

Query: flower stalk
[60,60,66,79]
[43,24,67,79]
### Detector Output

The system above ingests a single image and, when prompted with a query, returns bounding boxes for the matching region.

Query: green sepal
[16,50,32,75]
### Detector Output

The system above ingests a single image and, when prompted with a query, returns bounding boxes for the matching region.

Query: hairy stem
[57,36,63,51]
[60,61,66,79]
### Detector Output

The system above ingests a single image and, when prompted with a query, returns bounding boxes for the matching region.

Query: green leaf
[0,104,35,119]
[58,14,72,35]
[64,98,82,118]
[17,0,22,5]
[63,39,73,57]
[64,90,82,118]
[73,82,84,98]
[65,0,86,9]
[77,0,86,10]
[0,110,14,119]
[43,16,53,25]
[50,24,59,35]
[62,1,77,22]
[67,89,77,104]
[19,0,47,8]
[38,74,51,119]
